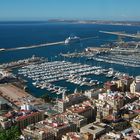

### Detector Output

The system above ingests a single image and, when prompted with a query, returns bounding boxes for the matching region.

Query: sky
[0,0,140,21]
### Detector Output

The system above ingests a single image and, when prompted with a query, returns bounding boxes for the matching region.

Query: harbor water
[0,21,140,97]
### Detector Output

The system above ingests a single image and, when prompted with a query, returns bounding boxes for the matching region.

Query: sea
[0,21,140,98]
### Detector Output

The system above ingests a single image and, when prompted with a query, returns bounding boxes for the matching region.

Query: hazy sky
[0,0,140,21]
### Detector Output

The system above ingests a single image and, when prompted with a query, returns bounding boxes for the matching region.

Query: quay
[60,52,88,58]
[0,84,43,108]
[85,47,110,52]
[60,47,110,58]
[0,55,45,70]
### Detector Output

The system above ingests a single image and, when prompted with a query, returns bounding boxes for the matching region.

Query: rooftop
[63,132,82,140]
[81,122,106,134]
[67,100,93,114]
[3,109,42,121]
[59,92,87,102]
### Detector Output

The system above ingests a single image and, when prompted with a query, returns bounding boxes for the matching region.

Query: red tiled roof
[69,106,91,114]
[16,111,40,121]
[133,110,140,113]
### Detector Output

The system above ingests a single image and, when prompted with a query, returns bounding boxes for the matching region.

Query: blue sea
[0,21,140,97]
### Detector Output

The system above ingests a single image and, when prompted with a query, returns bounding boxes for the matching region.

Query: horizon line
[0,18,140,22]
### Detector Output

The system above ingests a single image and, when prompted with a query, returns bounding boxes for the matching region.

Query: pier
[0,41,64,52]
[0,55,45,70]
[0,36,98,52]
[60,47,110,58]
[100,31,140,39]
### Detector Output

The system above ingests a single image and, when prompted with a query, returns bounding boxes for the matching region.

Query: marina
[17,60,129,96]
[66,75,101,86]
[18,60,101,83]
[87,46,140,68]
[88,55,140,68]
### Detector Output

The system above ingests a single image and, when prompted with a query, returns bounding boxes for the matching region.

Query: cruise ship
[65,36,80,44]
[0,48,5,52]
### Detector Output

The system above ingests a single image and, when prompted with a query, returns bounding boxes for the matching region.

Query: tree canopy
[0,126,21,140]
